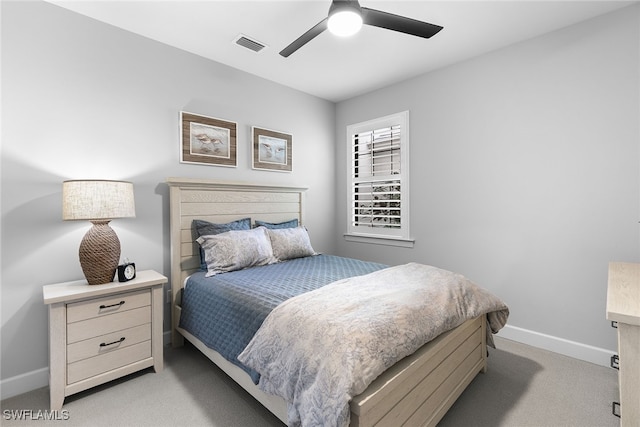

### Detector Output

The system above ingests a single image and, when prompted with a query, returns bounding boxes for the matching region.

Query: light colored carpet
[1,336,620,426]
[438,337,619,427]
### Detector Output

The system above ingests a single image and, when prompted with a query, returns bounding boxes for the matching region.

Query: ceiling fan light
[328,10,363,37]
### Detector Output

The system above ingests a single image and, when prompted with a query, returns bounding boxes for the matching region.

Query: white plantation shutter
[346,111,412,245]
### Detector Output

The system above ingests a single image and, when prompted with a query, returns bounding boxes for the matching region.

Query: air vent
[233,34,267,53]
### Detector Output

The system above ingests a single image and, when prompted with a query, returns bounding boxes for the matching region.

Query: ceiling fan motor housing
[328,0,362,16]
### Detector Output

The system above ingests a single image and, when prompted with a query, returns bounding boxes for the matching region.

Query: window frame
[344,111,414,248]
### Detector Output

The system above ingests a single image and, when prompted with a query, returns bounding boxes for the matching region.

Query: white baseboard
[497,324,615,368]
[0,367,48,401]
[2,326,616,401]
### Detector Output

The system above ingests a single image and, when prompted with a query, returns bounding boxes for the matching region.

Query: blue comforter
[178,254,387,382]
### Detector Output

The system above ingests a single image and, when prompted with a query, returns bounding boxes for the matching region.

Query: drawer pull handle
[610,354,619,370]
[100,337,125,347]
[99,301,125,309]
[612,401,621,418]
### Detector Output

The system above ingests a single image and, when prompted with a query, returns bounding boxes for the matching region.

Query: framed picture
[252,126,292,172]
[180,111,237,167]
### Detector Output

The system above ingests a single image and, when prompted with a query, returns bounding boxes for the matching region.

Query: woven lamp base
[79,220,121,285]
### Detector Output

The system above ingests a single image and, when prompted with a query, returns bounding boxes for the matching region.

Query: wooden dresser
[43,270,167,410]
[606,262,640,425]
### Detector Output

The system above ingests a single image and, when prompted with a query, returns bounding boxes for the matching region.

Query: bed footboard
[174,313,485,427]
[350,316,486,427]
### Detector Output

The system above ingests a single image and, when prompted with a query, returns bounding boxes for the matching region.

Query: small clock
[117,262,136,282]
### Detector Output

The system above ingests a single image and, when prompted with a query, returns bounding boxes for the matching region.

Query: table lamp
[63,180,136,285]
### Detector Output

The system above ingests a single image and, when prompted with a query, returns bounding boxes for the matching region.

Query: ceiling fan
[279,0,443,57]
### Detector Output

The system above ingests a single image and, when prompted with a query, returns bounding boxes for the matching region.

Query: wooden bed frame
[167,177,487,427]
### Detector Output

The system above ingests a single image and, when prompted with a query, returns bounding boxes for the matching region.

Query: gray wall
[1,0,335,389]
[335,5,639,359]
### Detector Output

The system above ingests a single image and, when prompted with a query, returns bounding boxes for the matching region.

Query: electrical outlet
[166,289,172,303]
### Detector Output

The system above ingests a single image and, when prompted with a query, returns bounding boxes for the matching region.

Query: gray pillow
[254,219,298,229]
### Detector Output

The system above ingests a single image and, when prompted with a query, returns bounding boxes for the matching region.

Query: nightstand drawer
[67,289,150,323]
[67,324,151,364]
[67,306,151,344]
[67,341,151,384]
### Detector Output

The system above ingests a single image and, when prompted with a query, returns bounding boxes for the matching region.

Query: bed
[167,177,508,427]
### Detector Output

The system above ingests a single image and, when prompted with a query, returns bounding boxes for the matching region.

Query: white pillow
[197,227,276,277]
[267,226,317,261]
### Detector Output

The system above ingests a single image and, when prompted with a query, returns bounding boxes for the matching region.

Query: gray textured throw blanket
[238,263,509,427]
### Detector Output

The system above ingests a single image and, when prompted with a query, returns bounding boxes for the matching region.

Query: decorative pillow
[193,218,251,270]
[254,219,299,229]
[196,227,276,277]
[267,226,317,261]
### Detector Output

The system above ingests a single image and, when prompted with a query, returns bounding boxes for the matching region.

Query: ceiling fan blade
[361,7,443,39]
[280,18,328,57]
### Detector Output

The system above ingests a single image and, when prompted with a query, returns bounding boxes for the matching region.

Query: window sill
[343,233,415,248]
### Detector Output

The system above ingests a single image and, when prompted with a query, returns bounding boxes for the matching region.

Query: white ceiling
[48,0,636,102]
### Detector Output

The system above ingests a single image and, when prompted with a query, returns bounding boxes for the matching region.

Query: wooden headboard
[166,177,307,345]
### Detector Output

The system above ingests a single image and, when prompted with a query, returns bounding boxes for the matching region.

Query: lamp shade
[63,180,135,221]
[63,180,135,285]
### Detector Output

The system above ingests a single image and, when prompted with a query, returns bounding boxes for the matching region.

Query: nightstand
[43,270,167,410]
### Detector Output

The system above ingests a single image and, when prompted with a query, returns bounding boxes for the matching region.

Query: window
[345,111,413,247]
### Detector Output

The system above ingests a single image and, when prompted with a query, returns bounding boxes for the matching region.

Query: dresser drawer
[67,306,151,344]
[67,341,151,384]
[67,289,150,323]
[67,323,151,364]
